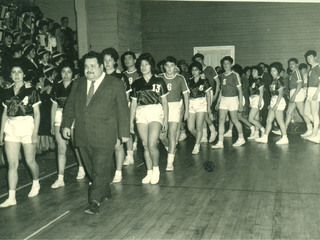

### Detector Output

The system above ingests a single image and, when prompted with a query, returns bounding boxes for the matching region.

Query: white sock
[58,174,64,181]
[8,190,16,200]
[153,166,159,173]
[127,150,134,157]
[282,135,287,138]
[115,170,122,177]
[307,124,312,131]
[260,127,265,132]
[33,179,39,186]
[167,153,175,162]
[238,133,244,139]
[209,125,215,133]
[79,166,84,171]
[147,170,153,176]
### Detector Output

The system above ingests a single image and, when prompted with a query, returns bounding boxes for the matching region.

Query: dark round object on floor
[203,160,215,172]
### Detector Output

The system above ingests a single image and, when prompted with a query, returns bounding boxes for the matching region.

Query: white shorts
[219,96,239,111]
[249,95,264,110]
[270,96,286,111]
[189,97,207,114]
[4,116,34,144]
[54,108,74,128]
[307,87,320,102]
[290,89,306,102]
[136,104,164,125]
[168,101,182,123]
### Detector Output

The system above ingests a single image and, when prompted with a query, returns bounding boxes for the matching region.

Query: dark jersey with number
[123,69,140,86]
[51,80,73,108]
[108,71,131,94]
[269,77,284,96]
[2,84,41,117]
[188,77,211,99]
[249,77,264,96]
[221,71,242,97]
[130,75,168,106]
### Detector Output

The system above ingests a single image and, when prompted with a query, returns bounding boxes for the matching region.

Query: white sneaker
[232,138,246,147]
[248,132,259,140]
[0,198,17,208]
[192,144,200,154]
[179,132,187,141]
[301,130,312,138]
[272,129,282,135]
[201,136,208,143]
[76,167,86,180]
[151,169,160,184]
[123,155,134,166]
[112,174,122,183]
[28,183,40,198]
[212,141,224,149]
[260,127,265,135]
[166,162,174,172]
[306,135,320,143]
[133,142,138,151]
[224,130,232,138]
[142,174,152,184]
[51,179,65,189]
[255,135,268,143]
[276,137,289,145]
[209,131,217,143]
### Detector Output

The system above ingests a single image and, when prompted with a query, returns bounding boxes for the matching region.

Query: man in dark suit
[62,51,129,215]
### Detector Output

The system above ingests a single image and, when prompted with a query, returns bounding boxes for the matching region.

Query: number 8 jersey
[130,75,169,105]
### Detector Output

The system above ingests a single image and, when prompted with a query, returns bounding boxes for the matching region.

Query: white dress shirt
[86,72,105,94]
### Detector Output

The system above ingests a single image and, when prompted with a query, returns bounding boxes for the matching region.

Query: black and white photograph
[0,0,320,239]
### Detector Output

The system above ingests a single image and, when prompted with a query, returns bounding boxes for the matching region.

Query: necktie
[86,80,95,106]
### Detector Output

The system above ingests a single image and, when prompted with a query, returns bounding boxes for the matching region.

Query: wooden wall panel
[141,1,320,68]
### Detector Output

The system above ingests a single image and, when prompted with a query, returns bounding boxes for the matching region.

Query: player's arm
[161,94,168,132]
[237,85,243,112]
[0,105,7,145]
[130,98,137,134]
[258,85,264,108]
[183,92,189,121]
[32,104,41,144]
[51,101,58,135]
[213,76,220,101]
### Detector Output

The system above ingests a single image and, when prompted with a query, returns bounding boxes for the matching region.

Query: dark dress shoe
[84,202,100,215]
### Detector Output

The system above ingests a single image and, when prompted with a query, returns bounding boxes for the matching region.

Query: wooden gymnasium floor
[1,123,320,239]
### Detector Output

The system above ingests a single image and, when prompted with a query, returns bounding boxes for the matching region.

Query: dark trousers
[79,145,114,204]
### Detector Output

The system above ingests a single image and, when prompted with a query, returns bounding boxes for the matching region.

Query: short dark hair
[269,62,283,75]
[221,56,234,64]
[11,59,26,73]
[60,16,68,22]
[288,58,298,64]
[82,51,103,66]
[157,59,165,70]
[232,64,243,75]
[59,60,75,75]
[136,53,156,74]
[164,56,177,65]
[305,50,317,58]
[121,51,136,70]
[251,65,264,76]
[243,66,252,74]
[299,63,308,70]
[189,61,203,73]
[101,47,119,62]
[192,53,204,62]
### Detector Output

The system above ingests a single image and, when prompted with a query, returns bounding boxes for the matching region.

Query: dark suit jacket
[61,74,130,148]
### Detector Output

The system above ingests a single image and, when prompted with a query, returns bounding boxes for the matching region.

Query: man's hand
[62,127,71,139]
